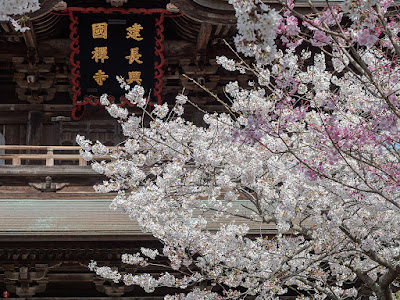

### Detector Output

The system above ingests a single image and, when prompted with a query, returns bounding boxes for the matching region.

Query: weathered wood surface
[0,197,278,237]
[0,198,142,236]
[0,165,96,176]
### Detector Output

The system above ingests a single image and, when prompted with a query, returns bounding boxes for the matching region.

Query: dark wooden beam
[171,0,236,25]
[29,0,65,19]
[22,20,39,67]
[197,23,213,52]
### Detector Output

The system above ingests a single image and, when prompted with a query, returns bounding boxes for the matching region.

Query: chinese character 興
[126,71,142,85]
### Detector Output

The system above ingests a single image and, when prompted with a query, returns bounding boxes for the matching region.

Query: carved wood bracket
[4,264,49,297]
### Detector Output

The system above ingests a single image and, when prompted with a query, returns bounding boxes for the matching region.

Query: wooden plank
[0,154,78,160]
[0,166,98,176]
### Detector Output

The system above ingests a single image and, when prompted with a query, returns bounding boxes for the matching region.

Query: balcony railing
[0,145,113,166]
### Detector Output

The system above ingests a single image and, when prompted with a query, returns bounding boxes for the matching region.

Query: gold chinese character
[126,23,143,41]
[125,47,143,64]
[93,70,109,86]
[91,47,109,63]
[92,22,108,39]
[126,71,142,85]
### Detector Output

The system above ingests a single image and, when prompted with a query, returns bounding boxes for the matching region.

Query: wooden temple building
[0,0,255,298]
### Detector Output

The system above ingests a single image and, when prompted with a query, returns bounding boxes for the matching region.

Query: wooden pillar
[26,111,43,146]
[0,133,4,165]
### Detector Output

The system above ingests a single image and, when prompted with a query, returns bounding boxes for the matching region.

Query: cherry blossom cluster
[77,0,400,299]
[0,0,39,32]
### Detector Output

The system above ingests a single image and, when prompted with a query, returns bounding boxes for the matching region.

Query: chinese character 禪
[92,47,109,63]
[92,22,108,39]
[126,71,142,85]
[125,47,143,64]
[93,70,109,86]
[126,23,143,41]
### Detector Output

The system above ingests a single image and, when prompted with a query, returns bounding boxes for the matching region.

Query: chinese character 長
[126,71,142,85]
[125,47,143,64]
[92,47,109,63]
[92,22,108,39]
[93,70,109,86]
[126,23,143,41]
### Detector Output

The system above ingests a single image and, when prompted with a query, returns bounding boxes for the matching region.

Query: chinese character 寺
[92,47,109,63]
[92,22,108,39]
[93,70,109,86]
[125,47,143,64]
[126,23,143,41]
[126,71,142,85]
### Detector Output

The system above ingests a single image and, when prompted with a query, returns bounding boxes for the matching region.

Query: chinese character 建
[125,47,143,64]
[126,23,143,41]
[92,22,108,39]
[92,47,109,63]
[93,70,109,86]
[126,71,142,85]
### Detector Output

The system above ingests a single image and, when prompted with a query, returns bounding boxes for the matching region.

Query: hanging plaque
[68,8,166,120]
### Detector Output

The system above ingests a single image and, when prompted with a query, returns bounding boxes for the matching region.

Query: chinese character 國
[93,70,109,86]
[92,47,109,63]
[125,47,143,64]
[126,23,143,41]
[92,22,108,39]
[126,71,142,85]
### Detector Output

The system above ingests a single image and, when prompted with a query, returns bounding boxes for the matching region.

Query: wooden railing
[0,145,112,166]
